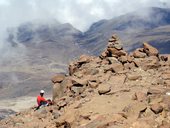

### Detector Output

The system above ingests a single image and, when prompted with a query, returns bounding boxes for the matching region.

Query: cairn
[100,34,127,59]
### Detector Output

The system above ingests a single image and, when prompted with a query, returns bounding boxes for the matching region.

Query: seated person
[36,90,49,109]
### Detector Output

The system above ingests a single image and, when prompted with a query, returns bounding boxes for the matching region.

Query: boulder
[111,62,124,73]
[88,81,99,88]
[143,42,159,56]
[133,49,146,58]
[114,43,123,50]
[133,56,160,70]
[51,74,65,83]
[107,57,119,64]
[150,103,163,114]
[118,55,128,63]
[124,62,136,70]
[98,83,111,95]
[135,91,147,102]
[53,83,66,101]
[127,74,142,81]
[77,55,92,64]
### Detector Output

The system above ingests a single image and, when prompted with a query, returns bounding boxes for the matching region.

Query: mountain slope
[78,7,170,55]
[0,22,86,99]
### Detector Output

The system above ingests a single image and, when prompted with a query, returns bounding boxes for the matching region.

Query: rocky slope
[1,35,170,128]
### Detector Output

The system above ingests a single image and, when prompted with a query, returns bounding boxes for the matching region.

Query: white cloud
[0,0,170,32]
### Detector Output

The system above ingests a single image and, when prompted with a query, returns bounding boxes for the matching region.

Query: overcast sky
[0,0,170,32]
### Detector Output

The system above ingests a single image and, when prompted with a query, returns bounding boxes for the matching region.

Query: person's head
[40,90,45,96]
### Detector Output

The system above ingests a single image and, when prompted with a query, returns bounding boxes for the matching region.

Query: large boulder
[51,74,65,83]
[133,48,147,58]
[143,42,159,56]
[53,83,66,101]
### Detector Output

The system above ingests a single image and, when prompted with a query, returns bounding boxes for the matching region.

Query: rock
[114,43,123,50]
[71,86,85,95]
[69,62,78,75]
[57,100,67,109]
[123,102,147,119]
[51,74,65,83]
[84,68,99,75]
[52,111,61,119]
[143,42,159,56]
[135,92,147,102]
[108,38,116,42]
[107,57,119,64]
[107,74,126,87]
[118,55,128,63]
[98,84,111,95]
[124,62,136,70]
[88,81,98,88]
[111,62,124,73]
[150,103,163,114]
[160,55,168,61]
[100,50,109,59]
[53,83,66,101]
[71,77,88,87]
[133,49,147,58]
[127,74,142,81]
[77,54,92,64]
[147,88,164,95]
[133,56,160,70]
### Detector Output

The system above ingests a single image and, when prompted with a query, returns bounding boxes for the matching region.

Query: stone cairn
[100,34,127,59]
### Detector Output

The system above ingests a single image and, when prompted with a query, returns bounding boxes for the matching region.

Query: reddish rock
[127,55,134,62]
[143,42,159,56]
[118,55,128,63]
[100,50,109,59]
[133,49,146,58]
[133,56,160,70]
[111,62,124,73]
[124,62,136,70]
[150,103,163,114]
[77,55,92,64]
[51,74,65,83]
[135,92,147,102]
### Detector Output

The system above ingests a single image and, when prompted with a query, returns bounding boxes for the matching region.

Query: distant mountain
[0,21,86,99]
[78,7,170,55]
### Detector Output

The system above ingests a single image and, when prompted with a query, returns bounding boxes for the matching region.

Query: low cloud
[0,0,170,31]
[0,0,169,59]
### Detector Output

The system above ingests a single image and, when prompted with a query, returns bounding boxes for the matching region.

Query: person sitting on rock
[36,90,52,109]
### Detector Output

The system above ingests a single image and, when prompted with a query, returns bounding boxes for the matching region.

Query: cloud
[0,0,169,60]
[0,0,170,32]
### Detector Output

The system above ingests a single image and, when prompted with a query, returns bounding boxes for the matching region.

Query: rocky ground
[1,35,170,128]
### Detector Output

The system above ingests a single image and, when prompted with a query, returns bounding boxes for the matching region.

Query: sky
[0,0,170,32]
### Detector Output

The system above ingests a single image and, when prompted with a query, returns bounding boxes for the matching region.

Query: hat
[40,90,45,94]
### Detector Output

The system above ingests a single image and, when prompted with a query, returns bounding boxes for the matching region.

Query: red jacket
[37,95,46,106]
